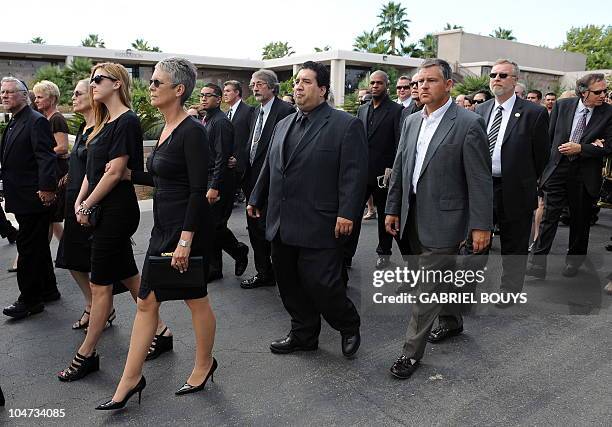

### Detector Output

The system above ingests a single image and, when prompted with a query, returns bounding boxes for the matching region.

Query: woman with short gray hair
[97,58,217,410]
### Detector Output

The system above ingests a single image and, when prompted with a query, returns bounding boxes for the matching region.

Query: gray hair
[1,76,29,104]
[223,80,243,97]
[251,69,279,95]
[575,73,605,97]
[155,57,197,105]
[418,58,453,81]
[493,58,520,78]
[371,70,389,86]
[397,75,411,82]
[515,82,527,93]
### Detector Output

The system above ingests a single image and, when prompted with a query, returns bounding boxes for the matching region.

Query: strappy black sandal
[83,308,116,334]
[72,309,90,330]
[145,327,173,361]
[57,351,99,382]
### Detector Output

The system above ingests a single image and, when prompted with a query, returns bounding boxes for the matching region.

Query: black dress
[56,123,93,272]
[86,110,143,286]
[134,117,212,301]
[49,112,70,222]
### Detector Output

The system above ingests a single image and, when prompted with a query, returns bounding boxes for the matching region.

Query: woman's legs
[112,291,160,401]
[184,296,216,385]
[70,270,92,327]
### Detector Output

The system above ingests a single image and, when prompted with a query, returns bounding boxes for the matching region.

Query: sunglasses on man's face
[489,73,513,79]
[90,75,118,84]
[396,85,410,90]
[588,89,607,96]
[472,99,485,104]
[409,82,419,88]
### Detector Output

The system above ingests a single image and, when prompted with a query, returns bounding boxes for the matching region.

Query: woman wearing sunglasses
[96,58,216,410]
[58,63,172,381]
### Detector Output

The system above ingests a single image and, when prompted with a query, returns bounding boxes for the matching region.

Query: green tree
[376,1,411,55]
[279,77,295,97]
[340,92,359,115]
[33,57,93,105]
[443,23,463,30]
[30,36,45,44]
[417,34,437,58]
[261,41,294,60]
[81,34,105,48]
[560,25,612,70]
[353,30,389,54]
[131,39,161,52]
[490,27,516,41]
[314,45,331,52]
[451,75,490,97]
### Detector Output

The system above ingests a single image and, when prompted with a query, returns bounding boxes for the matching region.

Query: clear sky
[1,0,609,59]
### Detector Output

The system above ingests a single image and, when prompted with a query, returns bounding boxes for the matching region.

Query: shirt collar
[493,93,516,112]
[230,98,241,113]
[261,97,275,115]
[576,99,590,114]
[421,96,453,120]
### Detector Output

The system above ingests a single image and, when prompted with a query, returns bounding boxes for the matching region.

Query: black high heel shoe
[57,351,99,382]
[83,308,116,334]
[175,358,217,396]
[145,327,173,361]
[95,376,146,410]
[72,309,90,330]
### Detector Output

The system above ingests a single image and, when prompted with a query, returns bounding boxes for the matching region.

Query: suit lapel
[284,105,331,170]
[406,116,423,188]
[276,119,292,171]
[501,98,523,145]
[581,104,603,142]
[482,99,494,125]
[419,104,456,181]
[358,104,368,128]
[254,99,278,162]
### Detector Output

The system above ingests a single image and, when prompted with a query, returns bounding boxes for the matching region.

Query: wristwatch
[178,239,191,248]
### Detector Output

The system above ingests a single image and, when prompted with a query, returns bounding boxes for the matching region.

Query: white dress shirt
[570,99,592,138]
[227,98,242,121]
[412,97,453,191]
[398,97,412,108]
[488,93,516,177]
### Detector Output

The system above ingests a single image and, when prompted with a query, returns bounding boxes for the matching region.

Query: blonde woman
[58,63,171,381]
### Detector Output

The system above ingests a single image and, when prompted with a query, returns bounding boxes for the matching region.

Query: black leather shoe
[390,355,419,379]
[525,265,546,280]
[234,244,249,276]
[3,301,44,319]
[341,331,360,358]
[207,271,223,282]
[240,274,275,289]
[375,255,390,269]
[175,358,217,396]
[562,264,579,277]
[270,335,318,354]
[42,290,61,303]
[95,376,145,410]
[427,325,463,343]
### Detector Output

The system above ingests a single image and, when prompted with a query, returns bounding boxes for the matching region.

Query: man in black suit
[223,80,254,196]
[1,77,57,319]
[528,73,612,278]
[240,69,295,289]
[347,70,402,270]
[200,83,249,281]
[248,61,367,357]
[400,72,423,125]
[475,59,549,308]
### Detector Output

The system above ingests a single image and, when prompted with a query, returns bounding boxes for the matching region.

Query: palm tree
[418,34,438,58]
[376,1,411,55]
[131,39,161,52]
[399,42,421,57]
[261,41,294,60]
[30,36,45,44]
[444,23,463,30]
[490,27,516,41]
[353,30,389,54]
[81,34,105,48]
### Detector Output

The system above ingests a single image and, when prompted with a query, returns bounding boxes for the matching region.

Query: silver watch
[178,239,191,248]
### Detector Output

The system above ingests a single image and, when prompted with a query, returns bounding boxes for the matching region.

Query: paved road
[1,204,610,426]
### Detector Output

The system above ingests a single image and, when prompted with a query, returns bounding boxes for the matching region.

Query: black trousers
[493,178,532,292]
[209,170,243,274]
[346,183,395,259]
[246,211,273,279]
[532,158,596,268]
[271,234,360,345]
[401,195,462,360]
[15,211,57,305]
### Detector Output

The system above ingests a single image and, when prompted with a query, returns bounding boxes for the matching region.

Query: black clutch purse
[146,255,205,289]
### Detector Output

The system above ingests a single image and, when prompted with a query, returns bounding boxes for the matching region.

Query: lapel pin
[515,112,521,118]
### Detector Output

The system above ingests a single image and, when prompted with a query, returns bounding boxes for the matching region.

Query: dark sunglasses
[588,89,607,96]
[149,79,177,88]
[489,73,513,79]
[472,99,485,104]
[200,93,219,99]
[409,82,419,88]
[396,85,410,90]
[90,75,118,84]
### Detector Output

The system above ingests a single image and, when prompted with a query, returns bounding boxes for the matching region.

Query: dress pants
[246,211,273,280]
[271,234,360,345]
[532,158,595,269]
[493,178,532,292]
[401,195,462,361]
[15,211,57,305]
[209,169,242,275]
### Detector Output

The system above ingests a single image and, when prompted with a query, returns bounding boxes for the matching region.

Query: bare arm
[53,132,69,156]
[83,155,129,207]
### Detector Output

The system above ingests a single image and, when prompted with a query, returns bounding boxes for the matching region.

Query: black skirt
[90,181,140,285]
[55,190,92,272]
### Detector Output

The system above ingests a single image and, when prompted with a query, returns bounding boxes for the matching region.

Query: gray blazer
[385,101,493,248]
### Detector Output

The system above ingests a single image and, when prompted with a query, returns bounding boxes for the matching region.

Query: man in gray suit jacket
[384,59,493,379]
[248,61,367,358]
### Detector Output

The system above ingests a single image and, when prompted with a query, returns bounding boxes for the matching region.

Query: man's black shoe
[240,274,275,289]
[390,355,419,379]
[234,243,249,276]
[562,264,579,278]
[42,290,61,303]
[207,271,223,282]
[3,301,44,319]
[427,325,463,343]
[525,265,546,280]
[341,331,360,358]
[270,335,318,354]
[375,255,390,269]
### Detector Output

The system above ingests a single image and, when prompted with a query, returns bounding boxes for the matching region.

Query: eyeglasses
[472,99,485,104]
[588,89,607,96]
[199,93,219,99]
[489,73,514,79]
[248,81,267,89]
[90,75,118,84]
[396,85,410,90]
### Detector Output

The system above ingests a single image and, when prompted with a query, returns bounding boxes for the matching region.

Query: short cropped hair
[418,58,453,81]
[155,57,197,105]
[528,89,542,100]
[493,58,520,78]
[33,80,60,105]
[203,83,222,97]
[223,80,243,97]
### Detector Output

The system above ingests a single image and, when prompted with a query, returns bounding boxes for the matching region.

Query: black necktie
[227,109,232,121]
[488,106,504,157]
